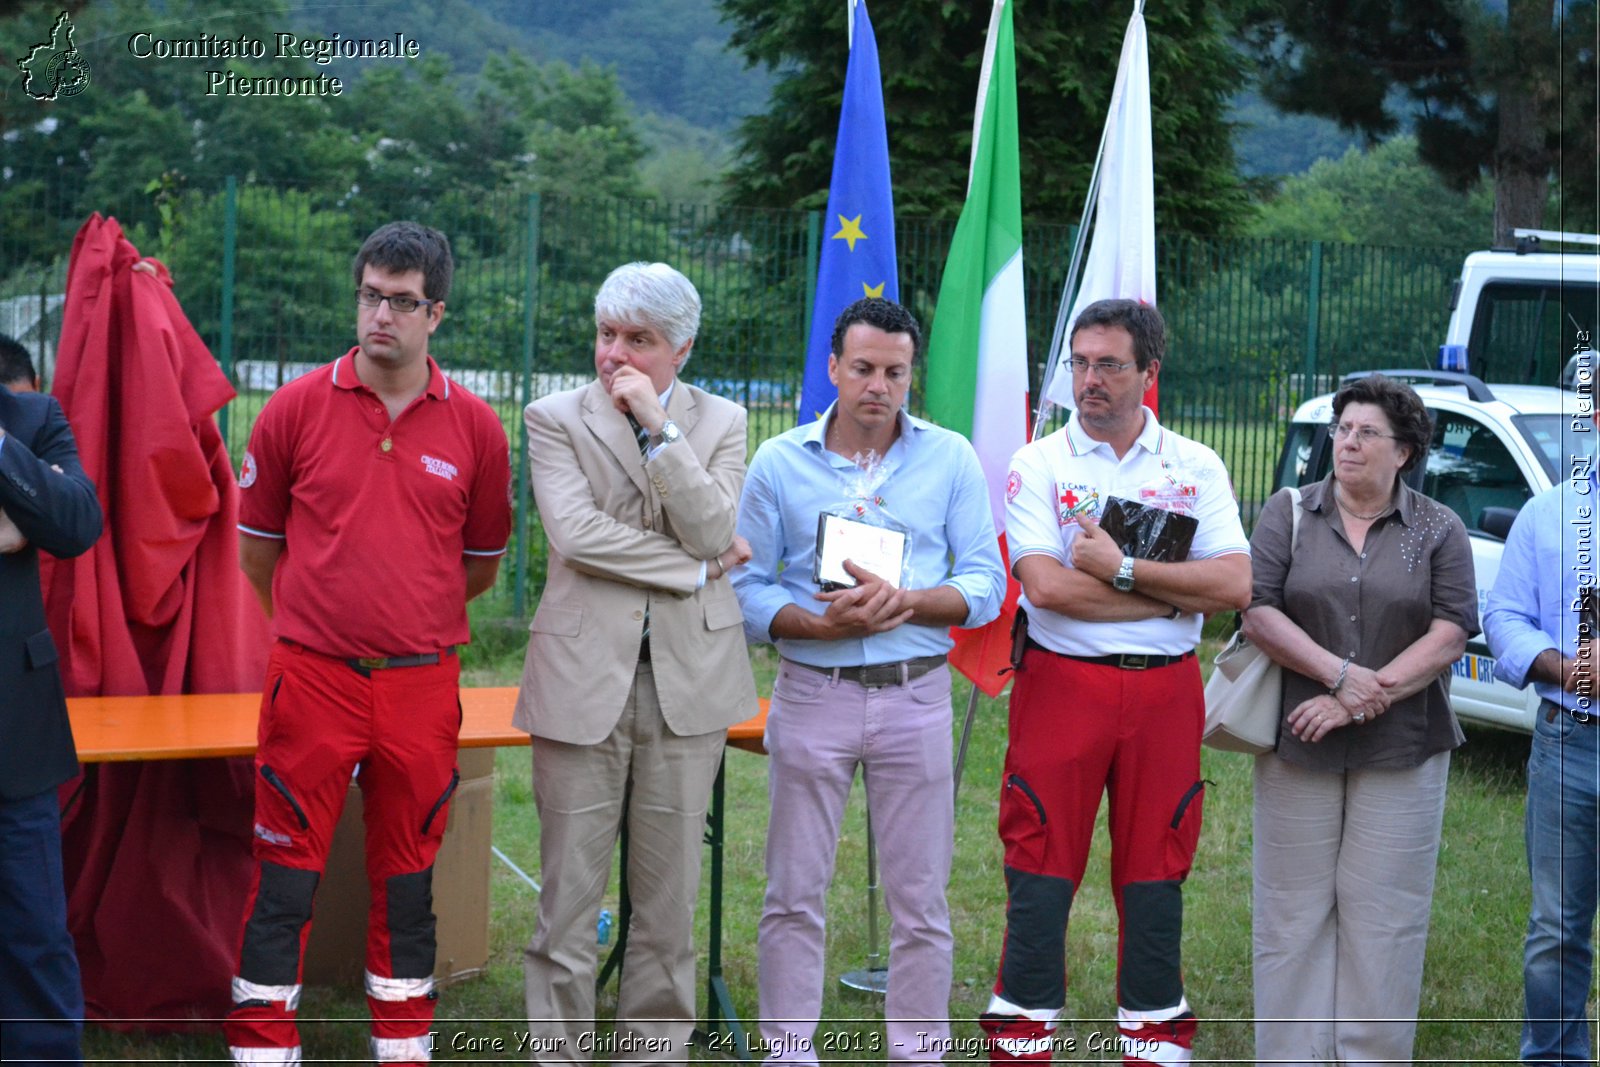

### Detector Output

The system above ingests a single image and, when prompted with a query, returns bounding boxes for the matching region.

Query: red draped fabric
[44,214,270,1026]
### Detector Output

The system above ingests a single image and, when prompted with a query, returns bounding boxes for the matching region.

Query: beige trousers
[1252,749,1450,1066]
[522,661,726,1064]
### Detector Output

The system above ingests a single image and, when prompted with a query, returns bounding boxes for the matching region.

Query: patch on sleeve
[1006,469,1022,502]
[239,450,257,489]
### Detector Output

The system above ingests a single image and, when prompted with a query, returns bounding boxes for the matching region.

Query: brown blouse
[1249,475,1479,771]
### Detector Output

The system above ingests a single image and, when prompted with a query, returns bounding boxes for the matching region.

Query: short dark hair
[0,334,37,387]
[1331,374,1434,473]
[830,297,921,359]
[352,221,453,302]
[1069,299,1166,370]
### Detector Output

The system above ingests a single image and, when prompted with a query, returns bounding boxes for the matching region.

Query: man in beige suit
[514,261,757,1061]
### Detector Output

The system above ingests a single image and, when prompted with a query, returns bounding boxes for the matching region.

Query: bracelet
[712,557,724,580]
[1330,656,1351,695]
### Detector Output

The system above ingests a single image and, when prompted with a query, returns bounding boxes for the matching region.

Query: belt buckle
[1120,653,1149,671]
[859,664,899,688]
[356,656,389,670]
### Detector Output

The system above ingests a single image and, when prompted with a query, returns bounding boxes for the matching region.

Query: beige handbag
[1201,486,1302,754]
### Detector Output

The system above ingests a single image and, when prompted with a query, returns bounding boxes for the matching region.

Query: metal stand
[839,807,889,994]
[953,680,981,798]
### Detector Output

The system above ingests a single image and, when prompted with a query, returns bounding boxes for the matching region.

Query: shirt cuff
[1493,631,1560,690]
[696,560,707,590]
[735,584,793,646]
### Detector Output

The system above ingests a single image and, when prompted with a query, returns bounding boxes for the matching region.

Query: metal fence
[0,170,1470,614]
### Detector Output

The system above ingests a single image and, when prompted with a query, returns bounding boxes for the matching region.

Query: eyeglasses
[1067,356,1138,377]
[355,288,436,314]
[1332,423,1397,444]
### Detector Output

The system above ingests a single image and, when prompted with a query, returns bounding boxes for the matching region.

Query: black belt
[1545,698,1597,725]
[784,655,947,688]
[346,647,456,674]
[1027,638,1193,671]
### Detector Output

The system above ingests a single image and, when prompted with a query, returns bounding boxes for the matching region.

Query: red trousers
[983,646,1204,1065]
[225,641,461,1065]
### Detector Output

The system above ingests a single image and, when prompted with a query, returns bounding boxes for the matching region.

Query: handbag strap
[1287,485,1303,551]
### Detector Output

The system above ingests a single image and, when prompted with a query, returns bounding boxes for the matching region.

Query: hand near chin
[608,366,666,432]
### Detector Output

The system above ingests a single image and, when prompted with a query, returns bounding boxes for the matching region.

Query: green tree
[1252,137,1494,248]
[1239,0,1599,244]
[718,0,1251,234]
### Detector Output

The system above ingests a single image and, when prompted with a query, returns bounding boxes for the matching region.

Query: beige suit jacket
[513,379,758,744]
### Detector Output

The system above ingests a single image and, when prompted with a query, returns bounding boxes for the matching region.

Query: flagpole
[1029,0,1146,442]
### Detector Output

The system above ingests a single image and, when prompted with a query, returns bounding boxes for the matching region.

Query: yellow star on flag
[862,281,886,298]
[831,214,868,252]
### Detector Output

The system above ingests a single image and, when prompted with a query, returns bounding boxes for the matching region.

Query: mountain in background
[284,0,1370,197]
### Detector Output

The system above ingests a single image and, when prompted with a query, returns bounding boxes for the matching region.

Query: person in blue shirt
[733,297,1005,1062]
[1484,363,1599,1065]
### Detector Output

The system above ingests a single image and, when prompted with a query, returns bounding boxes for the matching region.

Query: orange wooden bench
[67,688,767,1059]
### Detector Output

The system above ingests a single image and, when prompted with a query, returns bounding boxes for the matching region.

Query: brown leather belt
[784,655,947,688]
[1545,698,1597,725]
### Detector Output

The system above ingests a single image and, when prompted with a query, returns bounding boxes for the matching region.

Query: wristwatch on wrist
[650,419,682,447]
[1112,555,1136,592]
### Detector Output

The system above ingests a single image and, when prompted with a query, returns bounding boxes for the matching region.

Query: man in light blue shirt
[1484,374,1599,1065]
[733,297,1004,1063]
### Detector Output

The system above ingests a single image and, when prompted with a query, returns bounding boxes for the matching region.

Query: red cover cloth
[43,214,270,1026]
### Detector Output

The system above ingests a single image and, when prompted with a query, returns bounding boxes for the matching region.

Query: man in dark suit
[0,375,103,1064]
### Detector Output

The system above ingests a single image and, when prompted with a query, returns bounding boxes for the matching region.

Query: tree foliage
[718,0,1252,234]
[1238,0,1599,244]
[1252,136,1494,248]
[0,0,653,267]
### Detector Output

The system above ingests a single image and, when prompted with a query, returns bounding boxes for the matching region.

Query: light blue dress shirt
[733,403,1005,668]
[1485,460,1600,713]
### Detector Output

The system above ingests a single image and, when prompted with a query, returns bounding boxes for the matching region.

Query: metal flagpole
[839,807,890,992]
[837,0,890,999]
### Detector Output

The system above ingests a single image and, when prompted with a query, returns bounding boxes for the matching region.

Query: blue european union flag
[798,0,898,425]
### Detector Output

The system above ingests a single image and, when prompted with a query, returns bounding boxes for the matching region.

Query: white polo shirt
[1006,407,1250,657]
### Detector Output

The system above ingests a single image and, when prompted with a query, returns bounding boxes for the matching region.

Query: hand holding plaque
[813,512,909,591]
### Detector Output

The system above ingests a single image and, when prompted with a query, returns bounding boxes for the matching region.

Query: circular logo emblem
[46,50,91,98]
[1006,469,1022,502]
[239,451,257,489]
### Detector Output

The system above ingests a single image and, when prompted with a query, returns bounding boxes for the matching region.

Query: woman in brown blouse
[1242,374,1478,1065]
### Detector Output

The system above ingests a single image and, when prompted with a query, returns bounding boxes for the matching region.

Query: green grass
[81,632,1552,1063]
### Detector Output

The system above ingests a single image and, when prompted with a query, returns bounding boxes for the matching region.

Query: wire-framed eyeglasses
[1332,423,1397,445]
[1067,356,1138,377]
[355,288,436,314]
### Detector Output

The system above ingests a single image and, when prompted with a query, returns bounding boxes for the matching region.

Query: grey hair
[594,262,702,357]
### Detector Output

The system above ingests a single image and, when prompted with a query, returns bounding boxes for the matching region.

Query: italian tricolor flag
[923,0,1029,697]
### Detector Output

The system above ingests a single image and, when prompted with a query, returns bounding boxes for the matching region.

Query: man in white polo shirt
[980,300,1250,1065]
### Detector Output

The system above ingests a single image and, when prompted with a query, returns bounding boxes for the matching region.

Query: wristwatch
[1113,555,1136,592]
[651,420,682,447]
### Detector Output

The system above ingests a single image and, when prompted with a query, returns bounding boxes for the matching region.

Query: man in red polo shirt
[225,221,512,1066]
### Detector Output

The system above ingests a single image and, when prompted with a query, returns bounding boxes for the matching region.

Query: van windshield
[1514,413,1592,483]
[1469,281,1598,386]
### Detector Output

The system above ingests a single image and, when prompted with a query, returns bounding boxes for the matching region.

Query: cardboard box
[302,747,496,988]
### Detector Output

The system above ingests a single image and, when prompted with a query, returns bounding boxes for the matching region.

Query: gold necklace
[1335,484,1388,521]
